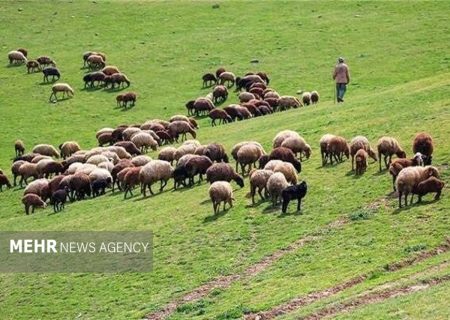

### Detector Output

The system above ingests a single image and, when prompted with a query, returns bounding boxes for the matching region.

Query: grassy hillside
[0,1,449,319]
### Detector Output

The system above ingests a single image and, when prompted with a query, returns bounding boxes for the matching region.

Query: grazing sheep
[122,127,142,141]
[263,159,283,171]
[83,71,106,88]
[17,48,28,57]
[264,97,279,111]
[101,65,120,76]
[8,50,27,64]
[39,160,64,178]
[249,169,274,204]
[131,132,158,153]
[212,85,228,103]
[158,147,177,165]
[355,149,368,175]
[376,137,406,171]
[18,162,38,186]
[121,167,141,199]
[320,134,336,166]
[350,136,377,171]
[273,130,301,148]
[389,152,424,191]
[396,166,440,208]
[264,90,280,100]
[32,144,59,158]
[168,121,196,142]
[114,141,141,156]
[97,161,114,173]
[86,154,110,166]
[310,91,319,104]
[69,173,92,200]
[204,143,229,163]
[231,141,265,172]
[267,172,290,206]
[0,174,12,191]
[209,109,232,126]
[241,102,262,117]
[216,67,226,78]
[26,60,40,73]
[202,73,217,87]
[87,54,105,69]
[281,181,308,213]
[116,92,137,108]
[281,136,311,161]
[131,155,152,167]
[59,141,80,159]
[11,160,25,186]
[206,163,244,187]
[88,168,112,184]
[48,175,65,194]
[239,92,256,103]
[42,67,60,82]
[22,194,46,215]
[209,181,234,214]
[412,177,445,203]
[104,73,131,89]
[96,128,114,139]
[278,96,302,110]
[31,155,52,164]
[273,161,298,184]
[193,97,215,116]
[49,83,74,102]
[111,160,134,192]
[139,160,173,196]
[65,162,84,175]
[194,145,207,155]
[51,189,67,212]
[301,92,311,106]
[105,146,132,159]
[223,106,243,121]
[218,71,235,87]
[269,147,302,172]
[97,132,113,147]
[184,155,213,185]
[237,143,265,176]
[14,140,25,157]
[37,56,56,67]
[326,135,349,165]
[234,105,252,119]
[91,178,110,197]
[235,74,264,91]
[75,163,98,176]
[413,133,433,165]
[24,178,50,202]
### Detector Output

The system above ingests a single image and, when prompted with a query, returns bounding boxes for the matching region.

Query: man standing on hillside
[333,57,350,103]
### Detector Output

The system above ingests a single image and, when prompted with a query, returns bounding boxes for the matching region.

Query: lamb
[281,181,308,213]
[32,144,60,158]
[104,73,131,89]
[413,133,433,165]
[83,71,106,88]
[218,71,236,87]
[281,136,311,161]
[273,161,298,184]
[131,155,152,167]
[396,166,440,208]
[237,143,265,176]
[184,155,213,185]
[278,96,302,110]
[69,172,92,200]
[42,67,60,82]
[87,54,105,69]
[59,141,81,159]
[91,178,110,197]
[36,56,56,67]
[202,73,217,87]
[22,194,47,215]
[375,136,406,171]
[101,66,120,75]
[139,160,174,196]
[121,167,142,199]
[350,136,377,171]
[51,189,67,212]
[158,147,177,165]
[168,121,196,142]
[267,172,290,206]
[411,177,445,203]
[301,92,311,106]
[239,92,256,103]
[0,174,12,191]
[326,135,349,165]
[273,130,301,148]
[269,147,302,172]
[18,162,39,186]
[116,92,137,108]
[26,60,40,73]
[193,97,215,116]
[114,141,141,156]
[389,152,425,191]
[58,175,74,200]
[14,140,25,157]
[131,132,158,153]
[11,160,25,186]
[209,109,232,126]
[206,163,244,187]
[111,160,134,191]
[49,83,74,102]
[355,149,368,175]
[8,50,27,64]
[249,169,274,204]
[310,91,319,104]
[24,178,50,202]
[204,143,229,163]
[209,181,234,214]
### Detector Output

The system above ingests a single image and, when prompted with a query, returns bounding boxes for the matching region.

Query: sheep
[131,155,152,167]
[273,161,298,184]
[223,106,243,121]
[231,141,265,171]
[14,153,39,162]
[59,141,80,159]
[58,175,74,199]
[264,97,279,111]
[42,67,60,82]
[116,167,135,194]
[69,173,92,200]
[48,175,65,195]
[31,155,52,164]
[375,137,406,171]
[310,91,319,104]
[250,82,267,90]
[184,155,213,185]
[51,189,67,212]
[18,162,38,186]
[212,85,228,104]
[158,147,177,165]
[32,144,59,158]
[206,163,244,187]
[193,97,215,116]
[355,149,368,175]
[216,67,226,78]
[83,71,106,88]
[413,133,433,165]
[301,92,311,106]
[177,154,199,169]
[97,161,114,173]
[86,154,110,166]
[62,154,85,170]
[36,56,56,67]
[122,127,142,141]
[111,160,134,192]
[273,130,301,148]
[241,102,262,117]
[22,194,47,215]
[168,121,196,142]
[116,92,137,108]
[281,136,311,161]
[218,71,235,87]
[87,54,105,69]
[389,152,425,191]
[8,50,27,64]
[17,48,28,57]
[319,134,336,166]
[11,160,25,186]
[326,135,350,165]
[350,136,377,171]
[249,169,274,204]
[139,160,173,196]
[281,181,308,213]
[101,65,120,76]
[26,60,40,73]
[105,146,131,159]
[202,73,217,87]
[131,132,158,153]
[49,83,74,102]
[113,141,141,156]
[239,92,256,103]
[235,74,264,91]
[185,100,195,116]
[264,90,280,100]
[38,160,64,178]
[234,105,252,119]
[209,181,234,214]
[204,143,229,163]
[14,140,25,157]
[263,159,284,171]
[169,115,198,129]
[0,174,12,191]
[269,147,302,172]
[88,168,112,184]
[90,178,109,198]
[24,178,50,201]
[209,109,232,126]
[396,166,440,208]
[104,73,131,89]
[83,51,98,67]
[237,143,265,176]
[256,71,270,84]
[75,163,98,176]
[411,177,445,203]
[95,128,114,139]
[66,162,84,175]
[267,172,290,206]
[278,96,302,110]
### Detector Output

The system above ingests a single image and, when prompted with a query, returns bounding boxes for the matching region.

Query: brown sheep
[310,91,319,104]
[184,155,213,185]
[413,133,433,165]
[269,147,302,172]
[102,66,120,75]
[15,140,25,157]
[412,177,445,203]
[355,149,368,175]
[212,85,228,104]
[40,161,64,179]
[37,56,56,67]
[396,166,440,208]
[98,132,113,146]
[116,92,137,108]
[17,48,28,57]
[22,194,47,215]
[123,167,141,199]
[0,174,12,191]
[326,136,349,165]
[104,73,131,89]
[111,160,134,192]
[209,109,232,126]
[350,136,377,171]
[114,141,141,156]
[218,71,235,87]
[204,143,229,163]
[215,67,226,78]
[388,153,424,191]
[193,98,215,116]
[202,73,217,87]
[26,60,40,73]
[69,173,92,200]
[11,160,25,186]
[377,137,406,171]
[167,121,196,142]
[206,163,244,187]
[87,54,105,69]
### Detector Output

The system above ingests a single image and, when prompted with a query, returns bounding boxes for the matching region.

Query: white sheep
[86,154,110,166]
[131,132,158,153]
[396,166,440,208]
[49,83,74,102]
[32,144,60,158]
[264,160,284,171]
[158,146,177,165]
[273,162,298,184]
[249,169,274,204]
[8,50,27,64]
[175,144,197,162]
[75,163,98,175]
[97,161,114,172]
[281,136,311,160]
[89,168,112,183]
[139,160,174,196]
[237,143,265,176]
[266,172,289,206]
[209,181,234,214]
[131,155,152,167]
[273,130,301,148]
[122,127,142,141]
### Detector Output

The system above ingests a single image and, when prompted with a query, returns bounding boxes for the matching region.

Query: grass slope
[0,1,449,319]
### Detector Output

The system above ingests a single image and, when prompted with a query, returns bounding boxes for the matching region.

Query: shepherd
[333,57,350,103]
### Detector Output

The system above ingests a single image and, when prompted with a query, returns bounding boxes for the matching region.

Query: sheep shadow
[373,170,386,176]
[262,205,280,214]
[49,97,71,103]
[345,170,355,176]
[245,198,267,208]
[6,64,25,68]
[81,86,103,92]
[120,106,135,112]
[104,86,128,93]
[39,81,57,85]
[278,209,303,218]
[203,209,228,223]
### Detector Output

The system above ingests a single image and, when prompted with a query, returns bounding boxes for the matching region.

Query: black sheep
[51,189,67,213]
[281,181,308,213]
[91,178,110,197]
[42,67,60,82]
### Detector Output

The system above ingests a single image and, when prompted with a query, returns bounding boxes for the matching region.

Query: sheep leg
[160,179,167,192]
[398,192,403,208]
[385,155,390,169]
[351,156,355,171]
[282,199,289,213]
[258,187,265,201]
[410,194,414,205]
[378,153,382,171]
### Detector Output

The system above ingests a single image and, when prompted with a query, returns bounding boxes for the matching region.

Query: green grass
[0,1,449,319]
